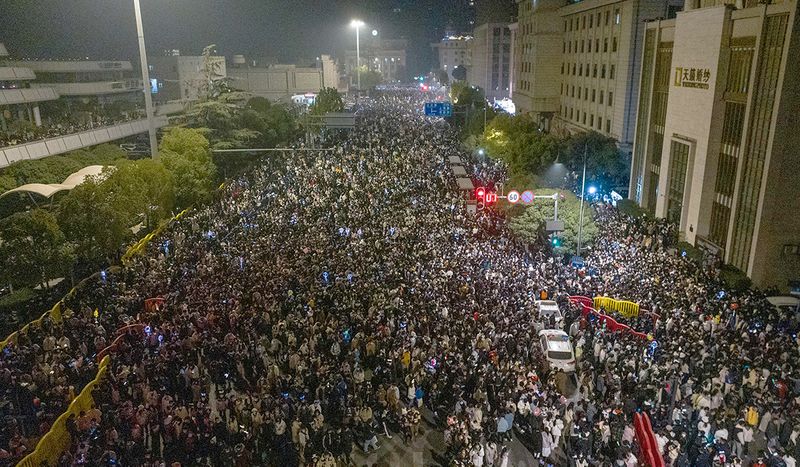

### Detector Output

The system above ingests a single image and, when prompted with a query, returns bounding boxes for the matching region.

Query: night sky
[0,0,477,76]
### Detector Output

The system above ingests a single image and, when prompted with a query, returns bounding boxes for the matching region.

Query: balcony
[0,116,168,168]
[32,80,142,96]
[0,67,37,81]
[0,87,59,105]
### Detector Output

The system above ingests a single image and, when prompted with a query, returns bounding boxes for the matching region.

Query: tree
[451,65,467,81]
[481,113,562,177]
[436,69,450,86]
[159,128,217,208]
[59,177,131,265]
[563,131,629,188]
[311,87,344,116]
[357,69,383,89]
[0,209,74,289]
[508,189,598,253]
[103,160,175,231]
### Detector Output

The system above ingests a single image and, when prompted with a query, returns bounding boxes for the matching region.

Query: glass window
[608,91,613,104]
[666,141,690,224]
[610,65,615,79]
[615,9,621,25]
[612,37,618,52]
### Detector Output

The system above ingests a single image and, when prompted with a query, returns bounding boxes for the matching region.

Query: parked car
[535,299,562,320]
[538,329,576,373]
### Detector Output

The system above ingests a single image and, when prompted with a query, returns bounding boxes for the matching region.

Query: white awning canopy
[0,165,108,199]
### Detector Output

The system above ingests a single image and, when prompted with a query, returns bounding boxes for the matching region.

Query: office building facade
[0,43,58,130]
[629,0,800,290]
[344,39,407,84]
[7,60,141,103]
[513,0,681,148]
[228,55,340,102]
[431,35,473,81]
[469,22,515,101]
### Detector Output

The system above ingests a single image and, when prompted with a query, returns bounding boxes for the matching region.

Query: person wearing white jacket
[541,428,554,460]
[484,440,497,467]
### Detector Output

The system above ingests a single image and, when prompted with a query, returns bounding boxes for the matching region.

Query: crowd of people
[0,91,798,467]
[0,109,145,148]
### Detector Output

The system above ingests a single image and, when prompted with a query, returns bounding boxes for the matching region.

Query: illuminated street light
[477,148,485,156]
[350,20,365,98]
[372,29,378,36]
[588,186,597,195]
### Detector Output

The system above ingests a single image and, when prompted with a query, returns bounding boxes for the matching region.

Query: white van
[538,329,576,373]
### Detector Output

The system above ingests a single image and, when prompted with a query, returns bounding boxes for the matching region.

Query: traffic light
[551,236,562,248]
[475,186,486,200]
[485,192,498,204]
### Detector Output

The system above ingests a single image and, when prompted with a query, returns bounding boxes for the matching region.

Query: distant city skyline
[0,0,494,77]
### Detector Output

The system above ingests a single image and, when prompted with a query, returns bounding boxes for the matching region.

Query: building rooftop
[9,60,134,73]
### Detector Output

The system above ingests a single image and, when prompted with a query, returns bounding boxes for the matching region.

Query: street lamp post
[577,145,588,256]
[350,20,365,100]
[133,0,158,159]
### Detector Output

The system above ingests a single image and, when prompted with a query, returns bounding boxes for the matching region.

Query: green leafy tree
[103,160,175,231]
[357,69,383,89]
[58,177,134,265]
[481,114,562,177]
[451,65,467,81]
[563,131,628,187]
[311,87,344,115]
[159,128,217,208]
[436,69,450,86]
[0,209,74,289]
[508,189,598,253]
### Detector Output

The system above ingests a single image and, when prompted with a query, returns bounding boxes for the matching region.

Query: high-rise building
[513,0,563,130]
[629,0,800,290]
[469,22,515,101]
[431,35,473,81]
[513,0,681,148]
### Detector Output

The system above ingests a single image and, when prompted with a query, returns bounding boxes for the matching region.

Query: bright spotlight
[478,148,485,156]
[372,29,378,36]
[350,19,365,28]
[588,186,598,195]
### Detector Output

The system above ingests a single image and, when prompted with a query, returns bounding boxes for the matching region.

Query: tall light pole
[577,145,588,256]
[350,19,365,99]
[134,0,158,159]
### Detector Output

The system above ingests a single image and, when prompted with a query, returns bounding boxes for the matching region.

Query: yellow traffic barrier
[17,356,111,467]
[593,296,640,318]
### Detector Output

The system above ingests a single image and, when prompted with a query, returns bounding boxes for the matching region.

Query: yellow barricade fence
[17,356,111,467]
[593,296,640,318]
[0,267,112,350]
[121,207,191,266]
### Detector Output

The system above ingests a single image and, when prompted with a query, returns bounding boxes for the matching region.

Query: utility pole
[577,145,588,256]
[133,0,158,159]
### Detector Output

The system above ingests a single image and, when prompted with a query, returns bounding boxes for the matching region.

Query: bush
[677,241,704,263]
[617,199,648,219]
[720,264,752,291]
